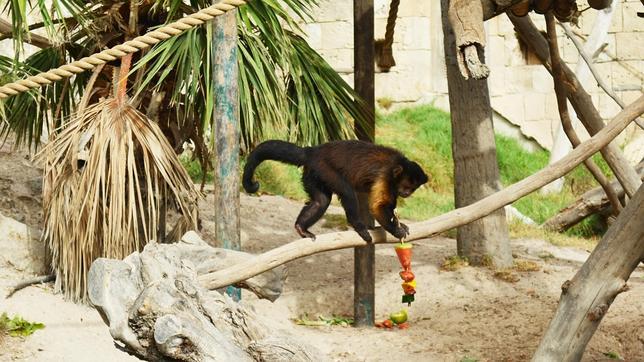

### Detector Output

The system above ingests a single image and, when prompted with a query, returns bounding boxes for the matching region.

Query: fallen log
[532,184,644,361]
[199,95,644,291]
[544,162,644,232]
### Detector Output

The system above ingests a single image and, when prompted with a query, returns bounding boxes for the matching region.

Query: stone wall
[300,0,644,151]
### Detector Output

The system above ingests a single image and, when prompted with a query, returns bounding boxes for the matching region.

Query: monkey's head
[394,160,429,198]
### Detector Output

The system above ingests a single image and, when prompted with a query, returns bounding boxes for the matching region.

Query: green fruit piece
[389,309,408,324]
[394,242,412,250]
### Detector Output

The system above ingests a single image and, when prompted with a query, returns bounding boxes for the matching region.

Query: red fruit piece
[399,270,415,282]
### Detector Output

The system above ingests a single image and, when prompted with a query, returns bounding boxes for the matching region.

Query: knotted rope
[0,0,247,99]
[375,0,400,72]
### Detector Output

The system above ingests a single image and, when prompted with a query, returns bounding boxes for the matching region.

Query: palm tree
[0,0,367,301]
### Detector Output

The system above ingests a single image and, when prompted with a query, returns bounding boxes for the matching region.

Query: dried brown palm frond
[37,98,200,302]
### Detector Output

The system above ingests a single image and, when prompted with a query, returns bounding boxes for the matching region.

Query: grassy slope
[184,105,609,242]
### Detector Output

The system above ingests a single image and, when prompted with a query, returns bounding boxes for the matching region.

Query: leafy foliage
[1,0,366,156]
[0,313,45,337]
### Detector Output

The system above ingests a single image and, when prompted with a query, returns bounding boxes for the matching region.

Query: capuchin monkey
[243,140,429,242]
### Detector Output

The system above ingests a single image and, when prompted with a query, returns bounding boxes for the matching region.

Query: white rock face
[0,212,47,275]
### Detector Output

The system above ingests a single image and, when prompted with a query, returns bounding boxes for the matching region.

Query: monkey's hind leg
[295,178,331,240]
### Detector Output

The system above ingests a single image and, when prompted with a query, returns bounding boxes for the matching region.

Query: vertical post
[441,0,512,268]
[213,10,241,301]
[353,0,375,327]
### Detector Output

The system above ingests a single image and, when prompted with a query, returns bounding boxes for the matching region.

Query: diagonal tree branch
[509,13,643,198]
[199,94,644,291]
[0,18,53,49]
[544,11,623,215]
[560,22,644,130]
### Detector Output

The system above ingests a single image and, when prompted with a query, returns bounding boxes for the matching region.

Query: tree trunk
[212,10,241,301]
[542,1,618,194]
[441,0,512,268]
[533,184,644,361]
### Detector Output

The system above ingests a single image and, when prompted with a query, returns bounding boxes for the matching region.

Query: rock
[88,232,316,361]
[0,211,47,275]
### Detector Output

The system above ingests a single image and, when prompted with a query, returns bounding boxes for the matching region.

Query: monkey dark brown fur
[243,140,429,242]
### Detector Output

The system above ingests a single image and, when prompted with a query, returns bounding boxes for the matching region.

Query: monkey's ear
[393,165,403,178]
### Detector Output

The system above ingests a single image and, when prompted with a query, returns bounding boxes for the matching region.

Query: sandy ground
[1,141,643,361]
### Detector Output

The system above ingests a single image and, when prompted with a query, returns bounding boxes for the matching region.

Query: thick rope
[383,0,399,48]
[0,0,247,99]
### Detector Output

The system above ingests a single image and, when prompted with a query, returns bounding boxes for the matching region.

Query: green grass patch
[294,314,353,327]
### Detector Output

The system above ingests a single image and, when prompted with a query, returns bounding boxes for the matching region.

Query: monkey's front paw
[356,229,373,242]
[393,223,410,239]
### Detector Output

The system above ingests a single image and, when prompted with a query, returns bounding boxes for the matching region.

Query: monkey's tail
[242,140,306,193]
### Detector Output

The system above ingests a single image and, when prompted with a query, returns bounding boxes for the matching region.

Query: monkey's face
[396,161,429,198]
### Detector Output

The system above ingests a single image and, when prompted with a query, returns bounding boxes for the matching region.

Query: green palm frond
[135,0,364,150]
[2,0,95,61]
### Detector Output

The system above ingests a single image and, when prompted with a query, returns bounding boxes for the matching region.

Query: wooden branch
[509,13,643,198]
[543,162,644,232]
[533,183,644,360]
[544,12,623,215]
[560,22,644,130]
[448,0,490,79]
[199,95,644,291]
[0,18,53,49]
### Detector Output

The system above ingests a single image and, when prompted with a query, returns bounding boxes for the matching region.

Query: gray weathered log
[543,162,644,232]
[88,232,315,361]
[533,184,644,361]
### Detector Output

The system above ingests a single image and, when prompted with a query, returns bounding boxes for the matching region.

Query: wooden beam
[353,0,376,327]
[212,10,241,301]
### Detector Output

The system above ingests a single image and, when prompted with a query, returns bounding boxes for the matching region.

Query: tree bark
[532,185,644,361]
[442,0,512,268]
[199,95,644,291]
[544,162,644,232]
[212,10,241,301]
[448,0,490,79]
[509,14,642,198]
